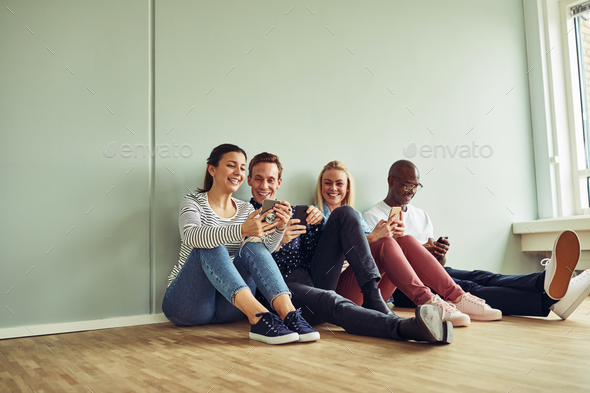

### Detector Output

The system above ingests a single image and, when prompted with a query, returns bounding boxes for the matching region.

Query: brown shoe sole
[548,231,580,300]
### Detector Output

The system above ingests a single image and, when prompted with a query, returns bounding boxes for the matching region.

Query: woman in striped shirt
[163,144,318,344]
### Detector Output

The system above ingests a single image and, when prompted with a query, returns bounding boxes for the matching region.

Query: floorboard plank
[1,298,589,392]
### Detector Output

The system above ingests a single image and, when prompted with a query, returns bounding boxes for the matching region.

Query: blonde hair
[314,160,356,212]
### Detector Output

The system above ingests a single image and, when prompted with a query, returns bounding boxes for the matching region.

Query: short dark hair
[197,144,247,193]
[248,152,283,179]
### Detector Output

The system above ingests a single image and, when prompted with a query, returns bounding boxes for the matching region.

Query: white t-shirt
[363,200,434,244]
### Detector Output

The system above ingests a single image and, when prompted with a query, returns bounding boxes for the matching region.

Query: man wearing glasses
[363,160,590,320]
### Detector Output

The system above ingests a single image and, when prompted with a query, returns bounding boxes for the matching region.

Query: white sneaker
[542,230,581,300]
[451,293,502,321]
[429,295,470,327]
[551,270,590,320]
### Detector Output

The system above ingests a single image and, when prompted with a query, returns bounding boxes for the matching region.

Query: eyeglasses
[392,176,423,193]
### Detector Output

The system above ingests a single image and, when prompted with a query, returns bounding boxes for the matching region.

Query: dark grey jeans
[285,268,403,340]
[309,205,380,290]
[279,206,402,339]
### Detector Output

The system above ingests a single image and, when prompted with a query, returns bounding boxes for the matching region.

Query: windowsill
[513,216,590,269]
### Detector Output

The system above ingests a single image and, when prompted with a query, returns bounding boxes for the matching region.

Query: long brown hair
[197,144,247,193]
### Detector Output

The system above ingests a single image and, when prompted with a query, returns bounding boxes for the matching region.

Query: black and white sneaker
[283,309,320,342]
[249,312,299,345]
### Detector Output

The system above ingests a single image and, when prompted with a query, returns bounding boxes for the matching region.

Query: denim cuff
[230,285,251,306]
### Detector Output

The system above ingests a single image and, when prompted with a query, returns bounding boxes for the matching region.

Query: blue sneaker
[283,309,320,342]
[249,312,299,345]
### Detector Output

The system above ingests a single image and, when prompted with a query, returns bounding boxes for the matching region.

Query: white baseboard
[0,313,170,340]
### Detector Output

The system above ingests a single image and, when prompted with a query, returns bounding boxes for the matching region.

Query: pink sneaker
[429,295,470,327]
[451,293,502,321]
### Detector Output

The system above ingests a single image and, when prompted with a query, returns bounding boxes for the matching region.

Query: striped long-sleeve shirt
[167,192,285,286]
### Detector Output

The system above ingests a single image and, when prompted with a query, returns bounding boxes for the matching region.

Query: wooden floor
[2,299,590,393]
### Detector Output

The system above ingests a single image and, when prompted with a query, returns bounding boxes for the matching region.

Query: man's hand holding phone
[276,205,312,249]
[367,207,403,244]
[388,207,405,238]
[391,212,405,238]
[425,236,450,264]
[278,219,307,247]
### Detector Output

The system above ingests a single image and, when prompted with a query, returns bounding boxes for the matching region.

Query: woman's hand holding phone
[241,208,277,237]
[305,205,324,225]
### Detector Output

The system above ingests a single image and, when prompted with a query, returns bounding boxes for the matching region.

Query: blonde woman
[315,161,502,327]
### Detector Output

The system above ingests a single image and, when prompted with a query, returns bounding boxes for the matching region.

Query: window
[518,0,590,217]
[571,6,590,210]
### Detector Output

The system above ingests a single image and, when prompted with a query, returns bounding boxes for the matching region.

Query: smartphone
[389,206,402,220]
[292,205,309,225]
[261,199,280,214]
[436,236,448,243]
[261,199,281,224]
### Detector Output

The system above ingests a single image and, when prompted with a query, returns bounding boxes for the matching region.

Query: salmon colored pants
[336,235,464,306]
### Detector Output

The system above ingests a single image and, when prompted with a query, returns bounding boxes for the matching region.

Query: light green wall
[0,1,150,329]
[1,0,538,328]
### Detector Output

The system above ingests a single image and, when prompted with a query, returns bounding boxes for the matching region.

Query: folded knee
[331,205,358,224]
[373,236,396,248]
[192,245,228,259]
[395,235,420,246]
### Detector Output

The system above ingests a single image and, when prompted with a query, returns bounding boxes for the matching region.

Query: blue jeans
[162,242,290,326]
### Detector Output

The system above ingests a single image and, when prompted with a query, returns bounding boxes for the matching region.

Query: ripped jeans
[162,242,290,326]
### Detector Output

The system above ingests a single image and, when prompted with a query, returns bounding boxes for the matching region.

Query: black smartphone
[261,199,281,224]
[436,236,448,243]
[261,199,280,214]
[292,205,309,225]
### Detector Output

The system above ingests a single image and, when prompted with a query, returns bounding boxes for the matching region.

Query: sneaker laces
[430,295,459,318]
[255,312,285,334]
[540,258,550,268]
[460,292,488,308]
[285,308,313,330]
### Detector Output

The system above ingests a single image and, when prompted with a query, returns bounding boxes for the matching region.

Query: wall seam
[148,0,156,314]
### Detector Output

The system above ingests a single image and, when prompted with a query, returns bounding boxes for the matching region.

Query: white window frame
[524,0,590,218]
[560,0,590,213]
